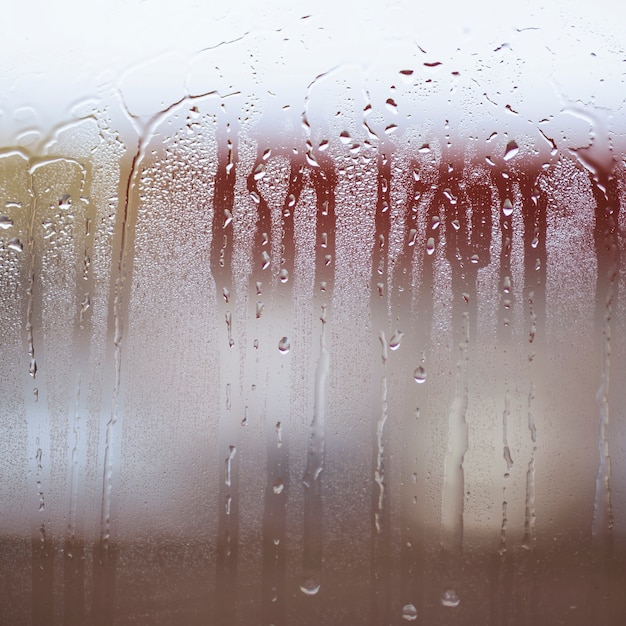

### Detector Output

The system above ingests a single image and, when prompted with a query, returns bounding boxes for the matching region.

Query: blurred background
[1,1,626,624]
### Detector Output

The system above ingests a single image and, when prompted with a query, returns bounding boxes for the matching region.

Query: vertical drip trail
[22,159,54,626]
[522,384,538,550]
[96,91,216,624]
[62,165,91,626]
[374,333,388,537]
[257,151,298,626]
[440,311,470,562]
[500,390,513,559]
[301,304,328,595]
[214,113,241,626]
[64,371,85,626]
[369,145,393,625]
[518,170,546,626]
[496,393,513,626]
[590,172,619,551]
[370,330,391,625]
[502,391,513,477]
[591,256,614,547]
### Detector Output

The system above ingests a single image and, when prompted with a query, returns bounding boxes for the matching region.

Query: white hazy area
[0,0,625,150]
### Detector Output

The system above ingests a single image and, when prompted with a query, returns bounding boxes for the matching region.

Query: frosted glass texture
[1,2,626,624]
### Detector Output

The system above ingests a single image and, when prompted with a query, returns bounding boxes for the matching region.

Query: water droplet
[386,98,398,114]
[402,603,418,621]
[278,337,290,353]
[273,478,284,495]
[451,219,460,230]
[339,130,351,145]
[223,287,230,303]
[256,301,264,318]
[502,198,514,216]
[418,144,431,153]
[0,216,13,229]
[443,188,457,205]
[29,358,37,378]
[441,589,460,607]
[431,215,441,229]
[305,150,319,167]
[385,123,398,135]
[299,576,321,596]
[426,237,435,255]
[408,228,417,246]
[253,163,266,180]
[250,191,261,204]
[223,209,233,228]
[261,251,271,270]
[279,268,289,283]
[503,276,511,293]
[58,194,72,210]
[389,330,404,351]
[503,140,519,161]
[414,366,426,383]
[531,234,539,248]
[7,237,23,252]
[470,253,480,264]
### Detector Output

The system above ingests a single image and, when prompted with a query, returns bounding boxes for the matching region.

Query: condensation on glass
[1,4,626,625]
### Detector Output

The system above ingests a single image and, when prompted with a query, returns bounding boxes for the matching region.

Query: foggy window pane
[1,2,626,625]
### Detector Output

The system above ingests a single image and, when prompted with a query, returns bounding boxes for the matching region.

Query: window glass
[1,1,625,624]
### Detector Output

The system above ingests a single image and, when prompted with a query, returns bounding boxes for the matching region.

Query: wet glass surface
[1,2,626,624]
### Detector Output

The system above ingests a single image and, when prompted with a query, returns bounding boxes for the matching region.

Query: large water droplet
[223,209,233,228]
[402,603,418,621]
[385,98,398,114]
[299,576,321,596]
[441,589,460,607]
[389,331,404,351]
[278,337,290,353]
[253,163,266,180]
[414,366,426,383]
[502,198,514,216]
[0,216,13,229]
[503,140,519,161]
[273,478,284,495]
[7,237,23,252]
[426,237,435,255]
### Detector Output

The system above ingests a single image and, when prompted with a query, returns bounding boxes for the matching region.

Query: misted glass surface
[1,2,626,624]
